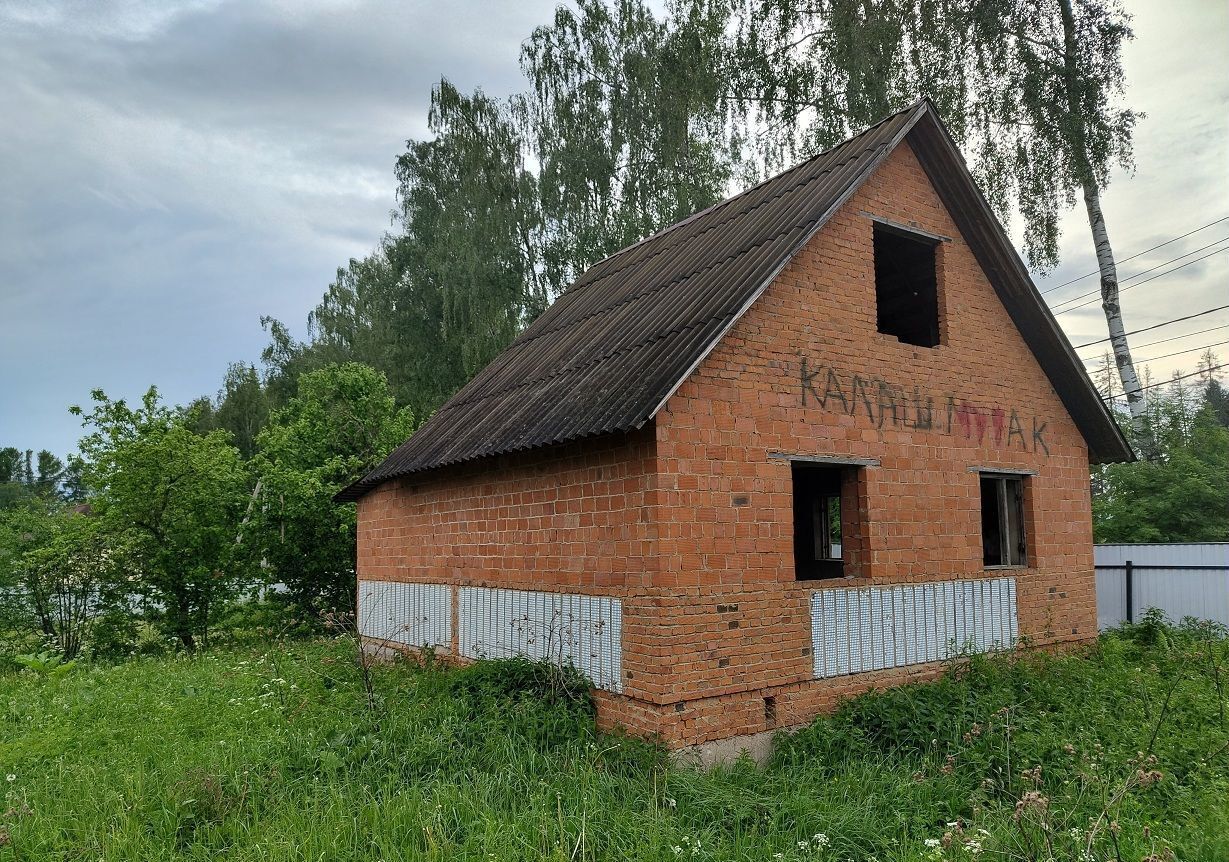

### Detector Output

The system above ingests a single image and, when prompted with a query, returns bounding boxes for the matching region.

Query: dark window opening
[980,475,1026,567]
[874,223,940,347]
[793,463,848,580]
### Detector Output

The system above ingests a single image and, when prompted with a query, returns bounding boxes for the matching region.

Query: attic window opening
[873,223,940,347]
[792,463,853,580]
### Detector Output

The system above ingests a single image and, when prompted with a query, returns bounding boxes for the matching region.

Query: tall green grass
[1,616,1226,860]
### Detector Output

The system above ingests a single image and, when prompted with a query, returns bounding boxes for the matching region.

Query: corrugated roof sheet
[338,100,1129,501]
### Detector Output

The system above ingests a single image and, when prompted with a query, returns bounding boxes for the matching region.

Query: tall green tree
[1094,365,1229,542]
[1,446,69,505]
[272,1,740,423]
[34,451,65,495]
[72,388,250,648]
[249,364,413,614]
[1205,378,1229,430]
[264,80,541,424]
[0,448,21,485]
[187,363,271,459]
[521,0,738,290]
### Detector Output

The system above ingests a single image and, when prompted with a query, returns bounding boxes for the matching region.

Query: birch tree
[734,0,1146,435]
[995,0,1145,435]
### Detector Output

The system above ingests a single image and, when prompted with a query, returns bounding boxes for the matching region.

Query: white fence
[1095,543,1229,630]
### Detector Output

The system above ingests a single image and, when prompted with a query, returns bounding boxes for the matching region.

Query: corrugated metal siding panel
[457,587,624,692]
[810,578,1018,679]
[356,580,451,649]
[1095,543,1229,568]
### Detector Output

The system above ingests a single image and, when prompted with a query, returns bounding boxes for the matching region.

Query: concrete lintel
[860,212,953,243]
[967,466,1039,476]
[768,452,881,468]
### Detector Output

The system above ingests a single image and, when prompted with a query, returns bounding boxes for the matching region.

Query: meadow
[1,615,1226,861]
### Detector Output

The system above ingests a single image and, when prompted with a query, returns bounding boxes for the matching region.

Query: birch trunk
[1081,180,1146,432]
[1058,0,1146,444]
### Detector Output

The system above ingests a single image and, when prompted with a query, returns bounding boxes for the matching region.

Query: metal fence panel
[1095,543,1229,629]
[356,580,451,648]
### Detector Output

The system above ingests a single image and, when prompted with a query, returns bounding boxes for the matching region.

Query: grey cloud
[0,0,555,457]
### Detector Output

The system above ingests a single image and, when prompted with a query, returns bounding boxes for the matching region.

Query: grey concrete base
[359,638,409,663]
[672,727,800,769]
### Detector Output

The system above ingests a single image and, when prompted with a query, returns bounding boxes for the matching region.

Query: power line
[1076,319,1229,354]
[1070,304,1229,349]
[1049,236,1229,311]
[1081,340,1228,366]
[1040,215,1229,295]
[1053,245,1229,315]
[1100,363,1225,400]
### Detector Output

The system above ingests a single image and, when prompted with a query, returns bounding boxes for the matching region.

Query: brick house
[337,99,1132,755]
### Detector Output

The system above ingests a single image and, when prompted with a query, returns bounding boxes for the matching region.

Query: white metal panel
[832,590,850,676]
[821,590,838,676]
[1097,569,1127,630]
[356,580,451,649]
[871,588,890,670]
[457,587,624,692]
[1007,578,1019,643]
[1136,570,1229,626]
[892,588,908,667]
[921,584,939,664]
[1095,543,1229,629]
[810,592,825,677]
[1096,543,1229,568]
[809,578,1019,679]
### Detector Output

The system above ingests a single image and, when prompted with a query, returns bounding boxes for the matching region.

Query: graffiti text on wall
[799,357,1049,455]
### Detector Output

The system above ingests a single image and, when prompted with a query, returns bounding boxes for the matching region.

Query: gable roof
[338,100,1131,502]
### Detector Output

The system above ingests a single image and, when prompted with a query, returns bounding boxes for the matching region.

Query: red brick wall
[641,140,1095,739]
[355,427,679,700]
[357,428,659,591]
[357,140,1098,747]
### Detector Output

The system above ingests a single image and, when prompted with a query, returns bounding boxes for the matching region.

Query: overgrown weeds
[0,621,1225,860]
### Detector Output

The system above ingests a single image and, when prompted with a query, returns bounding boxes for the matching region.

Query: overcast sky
[2,0,1226,458]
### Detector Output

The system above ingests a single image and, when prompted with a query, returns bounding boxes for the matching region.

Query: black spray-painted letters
[799,357,1049,455]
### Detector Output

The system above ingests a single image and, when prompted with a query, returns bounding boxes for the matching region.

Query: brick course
[357,141,1097,747]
